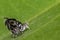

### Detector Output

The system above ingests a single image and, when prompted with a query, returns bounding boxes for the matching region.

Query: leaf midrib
[27,1,60,22]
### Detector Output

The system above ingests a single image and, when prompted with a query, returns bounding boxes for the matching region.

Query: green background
[0,0,60,40]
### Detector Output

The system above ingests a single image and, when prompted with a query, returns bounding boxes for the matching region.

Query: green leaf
[0,0,60,40]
